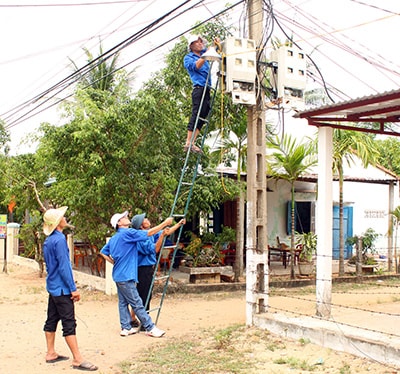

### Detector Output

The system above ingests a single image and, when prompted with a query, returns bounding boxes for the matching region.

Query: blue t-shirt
[43,230,77,296]
[183,50,211,87]
[137,232,161,267]
[100,227,148,282]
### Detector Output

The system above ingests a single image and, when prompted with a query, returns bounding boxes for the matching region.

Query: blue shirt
[183,50,211,87]
[100,227,149,282]
[43,230,77,296]
[137,232,161,267]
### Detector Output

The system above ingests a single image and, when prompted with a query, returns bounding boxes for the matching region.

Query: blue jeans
[116,280,154,331]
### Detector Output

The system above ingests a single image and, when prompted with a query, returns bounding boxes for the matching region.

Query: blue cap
[131,213,146,229]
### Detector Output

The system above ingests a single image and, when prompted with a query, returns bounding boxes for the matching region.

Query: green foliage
[184,226,235,267]
[346,228,379,265]
[295,231,317,262]
[267,134,317,278]
[375,137,400,175]
[184,233,222,267]
[6,20,242,250]
[346,228,378,255]
[18,211,46,276]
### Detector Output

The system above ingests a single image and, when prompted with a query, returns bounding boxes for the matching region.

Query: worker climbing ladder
[144,61,221,324]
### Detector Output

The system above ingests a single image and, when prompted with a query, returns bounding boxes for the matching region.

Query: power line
[4,0,246,130]
[0,1,146,8]
[3,0,198,128]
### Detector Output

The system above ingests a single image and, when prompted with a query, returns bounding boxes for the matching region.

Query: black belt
[193,85,210,90]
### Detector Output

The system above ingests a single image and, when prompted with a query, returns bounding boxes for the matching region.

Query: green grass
[274,356,316,371]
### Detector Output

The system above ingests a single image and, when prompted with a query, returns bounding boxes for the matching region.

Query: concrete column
[387,182,394,271]
[67,234,74,265]
[246,0,268,326]
[316,127,333,318]
[7,223,20,260]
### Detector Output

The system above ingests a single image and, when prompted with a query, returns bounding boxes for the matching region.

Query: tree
[30,22,238,249]
[267,134,317,279]
[375,137,400,176]
[332,129,379,276]
[390,206,400,273]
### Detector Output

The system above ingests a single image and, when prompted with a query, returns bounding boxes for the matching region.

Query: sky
[0,0,399,154]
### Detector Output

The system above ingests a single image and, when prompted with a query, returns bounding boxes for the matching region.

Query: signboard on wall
[0,214,7,239]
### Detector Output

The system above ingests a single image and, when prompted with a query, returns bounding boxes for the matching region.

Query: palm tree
[267,134,317,279]
[333,129,379,276]
[69,43,133,99]
[390,206,400,273]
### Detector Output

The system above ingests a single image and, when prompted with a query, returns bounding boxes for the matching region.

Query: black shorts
[43,293,77,336]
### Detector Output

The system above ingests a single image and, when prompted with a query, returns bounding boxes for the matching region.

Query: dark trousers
[137,265,154,311]
[43,294,77,336]
[188,86,210,132]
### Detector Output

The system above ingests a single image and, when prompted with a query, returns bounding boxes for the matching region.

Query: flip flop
[46,355,69,363]
[72,361,98,371]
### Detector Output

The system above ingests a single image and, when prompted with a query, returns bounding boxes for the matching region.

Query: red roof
[294,89,400,136]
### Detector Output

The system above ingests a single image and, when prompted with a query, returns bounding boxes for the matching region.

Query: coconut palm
[390,206,400,273]
[267,134,317,279]
[69,42,133,99]
[333,129,379,276]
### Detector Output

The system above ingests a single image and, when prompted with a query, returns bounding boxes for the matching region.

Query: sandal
[72,361,98,371]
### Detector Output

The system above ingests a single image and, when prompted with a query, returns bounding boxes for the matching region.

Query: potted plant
[346,228,379,273]
[295,231,317,276]
[181,227,236,283]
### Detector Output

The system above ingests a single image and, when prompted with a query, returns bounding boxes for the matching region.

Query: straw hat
[43,206,68,236]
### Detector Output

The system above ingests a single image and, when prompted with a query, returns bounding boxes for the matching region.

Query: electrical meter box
[269,45,307,109]
[221,37,257,105]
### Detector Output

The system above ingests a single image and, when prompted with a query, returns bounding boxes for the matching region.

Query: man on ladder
[183,35,220,154]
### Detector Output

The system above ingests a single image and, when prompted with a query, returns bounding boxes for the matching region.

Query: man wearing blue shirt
[131,213,185,319]
[43,206,97,371]
[100,211,173,338]
[183,35,212,154]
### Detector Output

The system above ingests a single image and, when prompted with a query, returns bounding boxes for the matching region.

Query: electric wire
[2,0,199,128]
[3,0,246,130]
[0,1,145,8]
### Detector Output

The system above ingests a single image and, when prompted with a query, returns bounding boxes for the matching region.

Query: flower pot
[298,261,314,276]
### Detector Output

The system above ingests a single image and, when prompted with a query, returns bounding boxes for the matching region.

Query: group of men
[40,33,213,371]
[42,207,184,371]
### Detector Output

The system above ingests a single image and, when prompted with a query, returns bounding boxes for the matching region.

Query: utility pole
[245,0,268,325]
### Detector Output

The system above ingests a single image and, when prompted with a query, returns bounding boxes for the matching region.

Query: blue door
[332,206,353,260]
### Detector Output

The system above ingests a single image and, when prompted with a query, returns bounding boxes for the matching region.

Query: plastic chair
[158,247,173,273]
[74,246,86,268]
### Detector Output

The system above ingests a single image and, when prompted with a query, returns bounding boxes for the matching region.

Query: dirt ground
[0,263,398,374]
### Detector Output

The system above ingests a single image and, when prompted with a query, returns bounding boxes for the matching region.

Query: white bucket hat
[43,206,68,236]
[110,211,129,230]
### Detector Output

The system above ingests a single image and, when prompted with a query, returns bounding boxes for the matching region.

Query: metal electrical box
[221,37,257,105]
[269,45,307,109]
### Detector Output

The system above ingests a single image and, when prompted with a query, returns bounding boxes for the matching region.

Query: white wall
[266,177,399,255]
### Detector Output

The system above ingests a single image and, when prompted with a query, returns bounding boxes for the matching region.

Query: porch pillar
[316,126,333,318]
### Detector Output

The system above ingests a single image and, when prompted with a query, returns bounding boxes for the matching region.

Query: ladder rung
[198,117,209,123]
[148,306,161,314]
[155,275,169,281]
[173,214,185,219]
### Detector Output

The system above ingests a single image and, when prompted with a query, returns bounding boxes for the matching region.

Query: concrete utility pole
[245,0,268,325]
